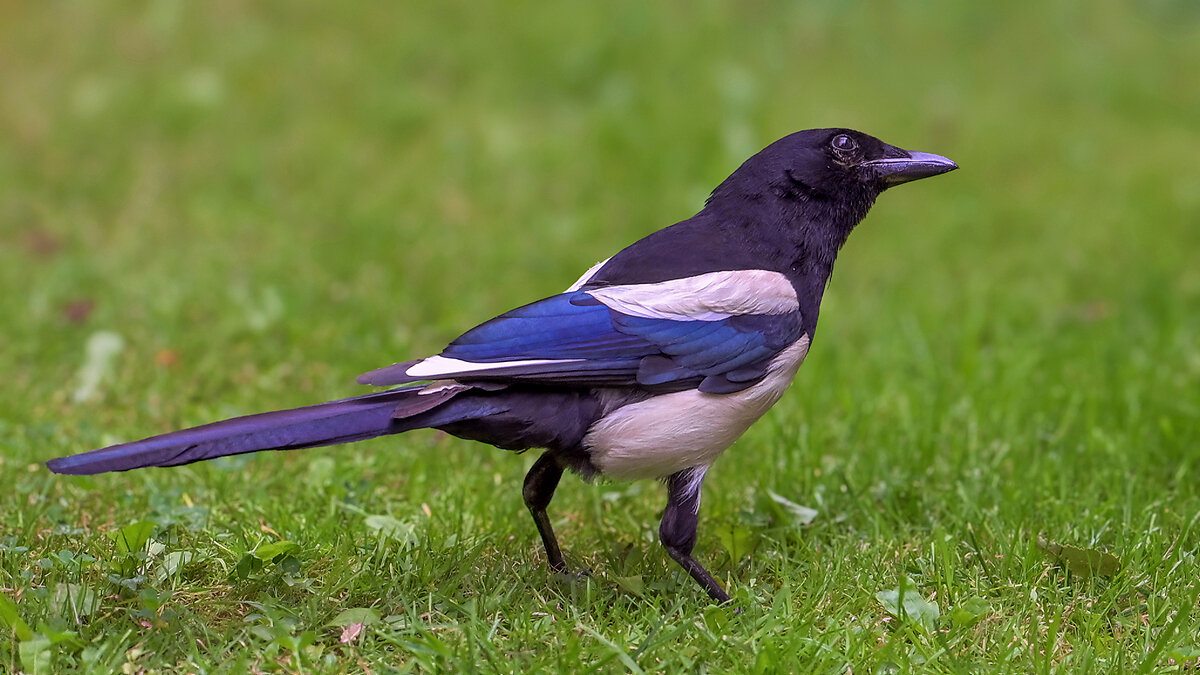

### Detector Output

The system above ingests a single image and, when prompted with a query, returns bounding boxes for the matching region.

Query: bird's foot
[551,566,592,582]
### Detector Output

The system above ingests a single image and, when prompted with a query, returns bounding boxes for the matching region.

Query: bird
[47,128,957,604]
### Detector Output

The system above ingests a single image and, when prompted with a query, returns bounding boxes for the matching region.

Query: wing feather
[359,277,804,392]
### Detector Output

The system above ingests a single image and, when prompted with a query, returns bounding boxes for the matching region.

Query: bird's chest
[583,336,811,480]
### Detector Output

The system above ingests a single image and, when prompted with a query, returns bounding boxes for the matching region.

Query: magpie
[47,128,956,603]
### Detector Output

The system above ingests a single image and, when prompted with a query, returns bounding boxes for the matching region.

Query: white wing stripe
[405,354,584,379]
[584,270,798,321]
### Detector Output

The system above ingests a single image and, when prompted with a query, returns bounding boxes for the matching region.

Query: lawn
[2,1,1199,672]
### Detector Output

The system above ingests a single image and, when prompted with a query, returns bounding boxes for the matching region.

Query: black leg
[660,466,730,604]
[523,451,567,573]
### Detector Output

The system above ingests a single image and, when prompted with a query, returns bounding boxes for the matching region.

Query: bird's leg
[660,466,731,604]
[523,451,568,573]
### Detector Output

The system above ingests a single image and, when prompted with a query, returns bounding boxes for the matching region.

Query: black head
[709,128,957,209]
[694,128,956,296]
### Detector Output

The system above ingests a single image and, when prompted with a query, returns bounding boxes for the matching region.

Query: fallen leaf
[329,607,381,627]
[252,540,300,562]
[1036,534,1122,578]
[155,551,195,582]
[767,490,819,526]
[364,515,417,546]
[50,583,101,619]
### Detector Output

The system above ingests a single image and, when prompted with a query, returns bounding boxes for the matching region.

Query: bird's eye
[831,134,858,152]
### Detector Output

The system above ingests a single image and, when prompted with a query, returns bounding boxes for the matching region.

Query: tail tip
[45,454,101,476]
[45,456,74,475]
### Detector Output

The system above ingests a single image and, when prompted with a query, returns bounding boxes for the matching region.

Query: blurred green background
[1,1,1198,672]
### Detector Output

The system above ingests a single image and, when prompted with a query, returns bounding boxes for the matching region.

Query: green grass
[2,0,1199,672]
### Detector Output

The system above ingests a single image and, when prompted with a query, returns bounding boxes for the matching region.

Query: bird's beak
[863,150,958,188]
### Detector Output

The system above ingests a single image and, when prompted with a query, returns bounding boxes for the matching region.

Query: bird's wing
[358,270,805,393]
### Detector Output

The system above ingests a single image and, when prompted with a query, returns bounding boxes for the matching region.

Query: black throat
[701,183,877,333]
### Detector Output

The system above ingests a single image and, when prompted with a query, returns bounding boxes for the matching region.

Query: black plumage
[47,128,956,604]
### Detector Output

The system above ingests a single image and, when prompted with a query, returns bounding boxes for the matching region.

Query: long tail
[46,385,477,476]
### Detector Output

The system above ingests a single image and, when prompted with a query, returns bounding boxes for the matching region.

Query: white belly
[583,336,811,480]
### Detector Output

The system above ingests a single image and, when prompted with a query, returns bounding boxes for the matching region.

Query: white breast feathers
[584,335,811,480]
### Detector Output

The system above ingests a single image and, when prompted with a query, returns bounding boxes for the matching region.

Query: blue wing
[358,291,804,393]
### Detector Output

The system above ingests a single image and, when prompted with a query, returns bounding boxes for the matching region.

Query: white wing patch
[565,257,612,292]
[405,354,584,379]
[584,269,798,322]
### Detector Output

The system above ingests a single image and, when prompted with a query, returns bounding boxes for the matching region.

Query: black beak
[863,150,958,188]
